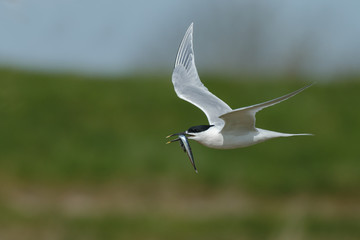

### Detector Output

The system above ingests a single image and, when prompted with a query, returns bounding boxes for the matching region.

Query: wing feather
[219,84,313,134]
[172,23,232,125]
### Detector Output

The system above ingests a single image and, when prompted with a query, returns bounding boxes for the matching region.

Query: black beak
[166,132,194,139]
[166,133,198,173]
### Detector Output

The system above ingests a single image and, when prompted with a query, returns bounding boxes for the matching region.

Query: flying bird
[167,23,312,173]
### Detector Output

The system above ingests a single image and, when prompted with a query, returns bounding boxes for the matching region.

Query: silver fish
[166,133,197,173]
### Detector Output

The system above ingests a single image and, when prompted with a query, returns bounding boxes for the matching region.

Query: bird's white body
[168,23,312,162]
[189,126,308,149]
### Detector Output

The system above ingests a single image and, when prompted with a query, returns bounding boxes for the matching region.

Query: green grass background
[0,68,359,239]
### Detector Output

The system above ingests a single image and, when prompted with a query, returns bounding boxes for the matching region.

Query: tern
[167,23,312,172]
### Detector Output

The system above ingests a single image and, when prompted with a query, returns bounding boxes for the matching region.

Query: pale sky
[1,0,360,76]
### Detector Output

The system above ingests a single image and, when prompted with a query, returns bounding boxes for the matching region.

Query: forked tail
[258,129,313,139]
[276,132,314,137]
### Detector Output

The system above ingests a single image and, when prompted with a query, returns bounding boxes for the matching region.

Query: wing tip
[183,22,194,38]
[174,23,195,68]
[300,82,315,91]
[189,22,194,30]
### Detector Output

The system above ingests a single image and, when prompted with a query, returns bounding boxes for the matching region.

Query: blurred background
[0,0,359,239]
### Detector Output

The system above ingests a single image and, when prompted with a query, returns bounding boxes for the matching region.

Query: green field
[0,68,359,239]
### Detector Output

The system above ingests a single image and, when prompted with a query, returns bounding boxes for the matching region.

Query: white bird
[167,23,312,172]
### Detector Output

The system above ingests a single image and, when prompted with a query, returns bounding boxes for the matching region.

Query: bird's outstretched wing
[219,84,313,134]
[172,23,232,126]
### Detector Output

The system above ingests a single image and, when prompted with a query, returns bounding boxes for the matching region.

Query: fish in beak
[166,133,197,173]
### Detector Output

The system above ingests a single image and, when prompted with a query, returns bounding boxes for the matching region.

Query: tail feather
[259,129,313,138]
[277,132,314,137]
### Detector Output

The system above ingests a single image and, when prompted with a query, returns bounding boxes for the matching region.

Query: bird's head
[185,124,214,139]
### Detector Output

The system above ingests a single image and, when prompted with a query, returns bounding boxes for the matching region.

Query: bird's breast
[196,132,224,149]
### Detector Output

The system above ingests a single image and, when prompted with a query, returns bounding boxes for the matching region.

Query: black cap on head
[187,125,214,133]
